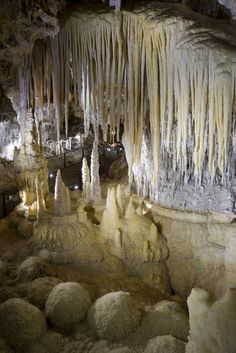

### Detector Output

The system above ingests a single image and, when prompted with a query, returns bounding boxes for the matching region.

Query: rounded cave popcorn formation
[0,298,46,353]
[88,291,142,341]
[45,282,91,331]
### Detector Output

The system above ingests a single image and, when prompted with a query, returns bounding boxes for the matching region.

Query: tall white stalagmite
[100,187,120,239]
[90,141,101,202]
[54,170,71,216]
[82,157,90,197]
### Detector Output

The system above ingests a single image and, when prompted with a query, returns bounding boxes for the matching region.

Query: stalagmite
[125,196,136,219]
[100,187,121,240]
[116,184,124,215]
[114,228,122,248]
[35,174,46,219]
[54,170,71,216]
[82,157,90,197]
[90,141,101,202]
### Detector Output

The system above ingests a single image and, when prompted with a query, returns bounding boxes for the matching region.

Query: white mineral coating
[187,288,236,353]
[54,170,71,216]
[144,335,186,353]
[26,276,62,309]
[88,291,142,341]
[133,301,189,343]
[0,298,46,353]
[45,282,91,330]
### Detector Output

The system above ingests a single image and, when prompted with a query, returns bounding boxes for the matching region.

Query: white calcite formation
[90,140,102,202]
[187,288,236,353]
[0,298,46,353]
[17,3,236,212]
[100,187,170,294]
[88,291,141,341]
[14,109,48,208]
[45,282,91,331]
[82,157,90,198]
[54,169,71,216]
[100,187,121,241]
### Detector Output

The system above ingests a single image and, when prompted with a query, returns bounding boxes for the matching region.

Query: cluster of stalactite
[19,4,236,200]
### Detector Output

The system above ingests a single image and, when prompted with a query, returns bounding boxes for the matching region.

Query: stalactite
[19,4,236,202]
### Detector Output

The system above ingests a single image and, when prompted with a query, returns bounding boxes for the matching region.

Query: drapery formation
[19,3,236,199]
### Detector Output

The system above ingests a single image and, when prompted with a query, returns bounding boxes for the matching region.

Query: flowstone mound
[88,291,141,341]
[45,282,91,331]
[0,298,46,353]
[144,335,186,353]
[31,213,100,264]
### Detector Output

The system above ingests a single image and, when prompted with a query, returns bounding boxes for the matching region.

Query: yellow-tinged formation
[20,3,236,195]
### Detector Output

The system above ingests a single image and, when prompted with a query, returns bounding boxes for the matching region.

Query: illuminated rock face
[187,288,236,353]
